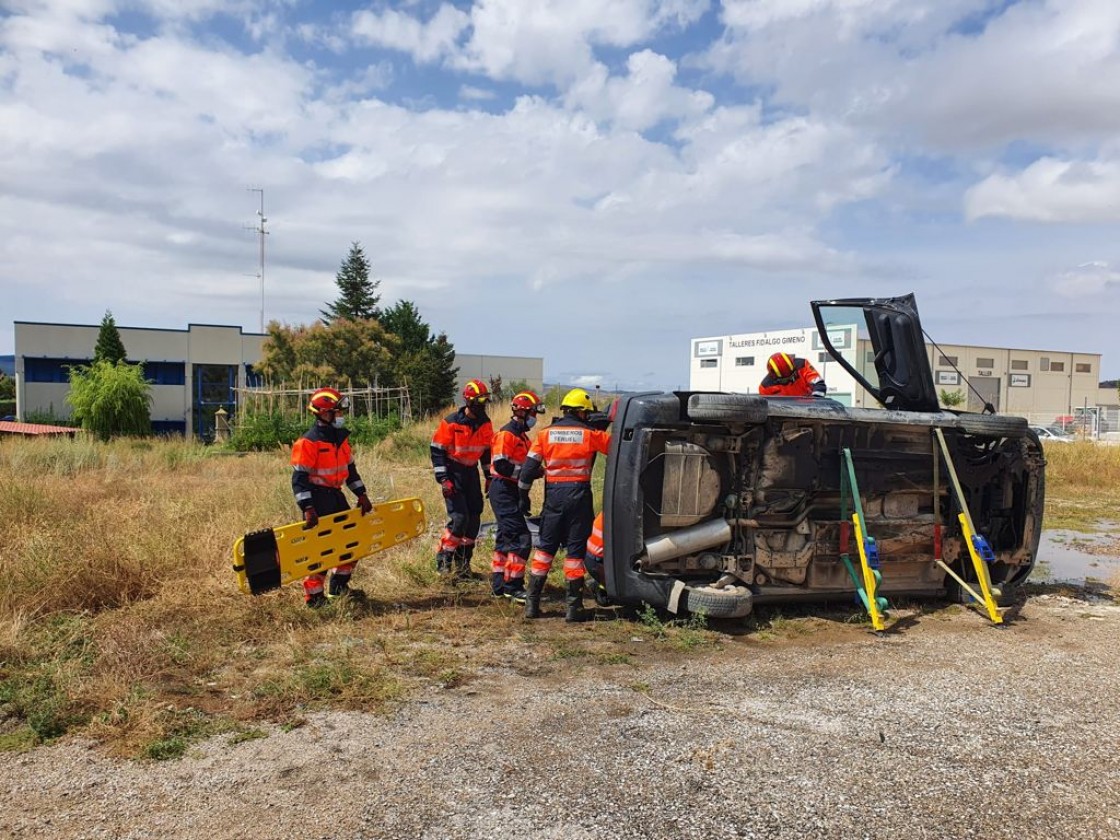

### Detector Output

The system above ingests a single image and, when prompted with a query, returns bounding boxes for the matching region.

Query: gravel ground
[3,592,1119,840]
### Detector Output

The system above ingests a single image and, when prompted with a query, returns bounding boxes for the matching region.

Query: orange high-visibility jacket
[491,421,532,483]
[290,422,367,509]
[431,407,493,481]
[758,358,826,397]
[586,511,605,559]
[518,416,611,486]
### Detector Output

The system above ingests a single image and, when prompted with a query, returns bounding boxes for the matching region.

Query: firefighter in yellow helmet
[517,388,612,621]
[290,388,373,607]
[431,379,495,579]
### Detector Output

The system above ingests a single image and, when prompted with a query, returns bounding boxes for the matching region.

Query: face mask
[525,415,537,429]
[333,416,345,428]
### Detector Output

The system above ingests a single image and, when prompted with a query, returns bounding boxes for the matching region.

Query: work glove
[484,473,492,494]
[356,494,373,515]
[440,479,456,499]
[519,489,532,517]
[303,507,319,529]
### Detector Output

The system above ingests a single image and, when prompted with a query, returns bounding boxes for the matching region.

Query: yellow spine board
[232,497,426,595]
[852,513,886,632]
[957,512,1004,624]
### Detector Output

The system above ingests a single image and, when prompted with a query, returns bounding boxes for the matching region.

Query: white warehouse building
[689,323,1102,426]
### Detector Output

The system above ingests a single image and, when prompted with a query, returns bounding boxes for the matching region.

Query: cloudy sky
[3,0,1119,389]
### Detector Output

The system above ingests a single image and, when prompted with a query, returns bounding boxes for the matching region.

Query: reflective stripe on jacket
[519,416,611,486]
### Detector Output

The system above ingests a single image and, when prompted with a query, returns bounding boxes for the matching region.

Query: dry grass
[0,421,680,756]
[2,428,1115,756]
[1039,441,1120,531]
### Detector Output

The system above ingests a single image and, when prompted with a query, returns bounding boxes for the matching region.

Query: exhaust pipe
[643,518,732,565]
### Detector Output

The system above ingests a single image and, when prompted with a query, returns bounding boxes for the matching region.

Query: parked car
[602,294,1046,619]
[1030,426,1075,444]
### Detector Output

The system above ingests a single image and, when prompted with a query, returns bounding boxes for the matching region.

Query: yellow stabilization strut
[852,513,886,632]
[232,497,426,595]
[933,428,1004,625]
[957,512,1004,625]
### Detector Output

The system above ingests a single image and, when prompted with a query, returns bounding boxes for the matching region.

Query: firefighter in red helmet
[518,388,612,622]
[758,352,827,397]
[487,390,546,601]
[431,379,494,579]
[290,388,374,607]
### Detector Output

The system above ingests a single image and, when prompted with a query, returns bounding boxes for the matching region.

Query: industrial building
[689,323,1103,428]
[11,320,543,437]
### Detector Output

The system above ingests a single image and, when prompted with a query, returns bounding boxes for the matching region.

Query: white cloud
[564,50,713,132]
[965,157,1120,222]
[351,3,470,64]
[1050,261,1120,297]
[456,0,707,87]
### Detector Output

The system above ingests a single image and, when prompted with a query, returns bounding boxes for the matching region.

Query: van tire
[683,584,754,618]
[956,413,1028,437]
[688,393,768,425]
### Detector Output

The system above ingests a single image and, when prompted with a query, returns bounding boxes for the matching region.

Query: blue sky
[2,0,1119,389]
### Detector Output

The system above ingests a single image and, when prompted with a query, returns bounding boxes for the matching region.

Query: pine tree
[94,310,127,364]
[380,300,458,413]
[321,242,381,323]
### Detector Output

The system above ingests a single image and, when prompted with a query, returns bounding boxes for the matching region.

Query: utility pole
[245,188,268,333]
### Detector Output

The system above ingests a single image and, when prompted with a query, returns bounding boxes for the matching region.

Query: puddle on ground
[1032,530,1120,585]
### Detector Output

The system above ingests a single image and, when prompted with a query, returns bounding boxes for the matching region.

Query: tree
[94,310,127,364]
[0,372,14,417]
[257,318,395,386]
[67,361,152,441]
[380,300,458,414]
[321,242,380,324]
[939,389,965,407]
[380,300,430,348]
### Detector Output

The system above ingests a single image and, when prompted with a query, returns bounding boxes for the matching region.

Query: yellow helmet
[561,388,596,412]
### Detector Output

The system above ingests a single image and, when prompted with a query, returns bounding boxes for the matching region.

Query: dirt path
[4,592,1119,840]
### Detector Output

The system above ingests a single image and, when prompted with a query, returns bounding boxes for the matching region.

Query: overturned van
[601,294,1046,618]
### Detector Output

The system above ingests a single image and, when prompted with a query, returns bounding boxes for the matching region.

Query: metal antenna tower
[245,187,269,333]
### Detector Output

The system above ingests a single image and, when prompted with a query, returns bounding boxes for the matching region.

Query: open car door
[812,293,940,412]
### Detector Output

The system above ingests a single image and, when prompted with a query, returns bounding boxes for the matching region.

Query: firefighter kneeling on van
[517,388,612,621]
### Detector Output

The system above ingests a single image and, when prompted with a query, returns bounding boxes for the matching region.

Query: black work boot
[436,550,454,577]
[590,578,612,607]
[306,593,327,609]
[524,574,546,619]
[453,546,473,581]
[565,578,590,623]
[328,573,362,599]
[490,572,506,597]
[505,577,527,604]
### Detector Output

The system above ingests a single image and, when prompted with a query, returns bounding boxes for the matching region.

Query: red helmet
[462,379,490,404]
[309,387,348,415]
[767,352,796,380]
[511,390,545,414]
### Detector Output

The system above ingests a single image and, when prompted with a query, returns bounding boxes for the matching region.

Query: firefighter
[290,387,373,607]
[487,390,546,601]
[758,352,827,397]
[431,379,494,580]
[584,510,611,607]
[517,388,612,621]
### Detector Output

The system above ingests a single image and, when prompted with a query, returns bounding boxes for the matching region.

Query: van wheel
[956,413,1028,436]
[687,394,768,424]
[683,584,754,618]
